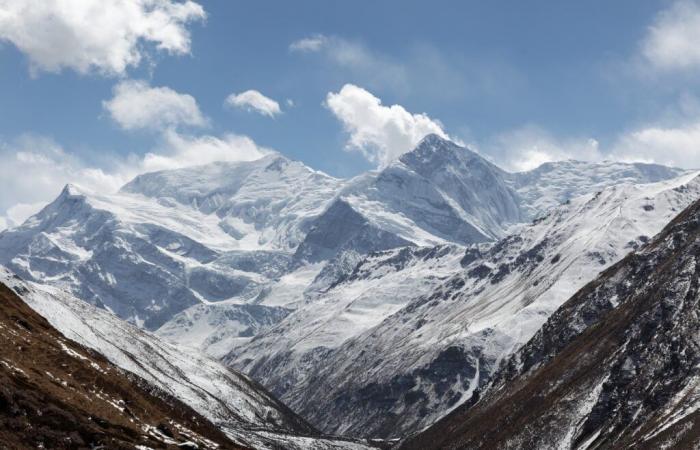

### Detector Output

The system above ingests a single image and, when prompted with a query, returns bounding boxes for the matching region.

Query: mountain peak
[400,134,485,171]
[416,132,451,147]
[59,183,85,198]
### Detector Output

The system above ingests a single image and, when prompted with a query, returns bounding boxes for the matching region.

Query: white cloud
[611,121,700,168]
[486,126,603,172]
[482,120,700,172]
[5,202,48,227]
[104,80,207,131]
[326,84,449,167]
[0,0,205,76]
[0,131,270,230]
[139,130,270,172]
[225,90,282,117]
[289,34,328,53]
[642,0,700,71]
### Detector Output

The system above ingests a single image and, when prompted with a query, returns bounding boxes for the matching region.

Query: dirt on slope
[0,281,246,450]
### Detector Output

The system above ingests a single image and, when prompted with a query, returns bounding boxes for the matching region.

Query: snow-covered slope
[226,171,700,438]
[121,153,342,252]
[0,280,243,450]
[228,245,467,382]
[156,303,292,359]
[0,267,373,450]
[403,191,700,450]
[511,159,685,219]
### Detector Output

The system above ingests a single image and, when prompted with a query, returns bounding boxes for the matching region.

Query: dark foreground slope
[0,282,242,450]
[402,197,700,450]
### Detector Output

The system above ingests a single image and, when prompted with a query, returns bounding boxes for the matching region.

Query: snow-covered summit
[122,153,343,251]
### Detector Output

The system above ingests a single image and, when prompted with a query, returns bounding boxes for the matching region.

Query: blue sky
[1,0,700,227]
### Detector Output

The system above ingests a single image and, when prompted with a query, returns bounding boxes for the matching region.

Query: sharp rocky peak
[400,134,478,165]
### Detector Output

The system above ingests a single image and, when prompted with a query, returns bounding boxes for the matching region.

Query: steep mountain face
[402,188,700,450]
[226,171,700,439]
[227,244,467,395]
[0,268,373,450]
[295,135,522,263]
[0,279,241,450]
[399,134,522,237]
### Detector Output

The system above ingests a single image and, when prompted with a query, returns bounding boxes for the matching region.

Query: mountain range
[0,134,697,447]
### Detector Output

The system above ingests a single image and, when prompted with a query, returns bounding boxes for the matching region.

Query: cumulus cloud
[103,80,207,131]
[326,84,449,167]
[0,0,205,76]
[642,0,700,71]
[225,90,282,117]
[0,131,270,230]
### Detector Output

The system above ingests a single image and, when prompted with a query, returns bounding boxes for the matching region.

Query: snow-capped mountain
[121,153,342,252]
[0,135,693,442]
[0,268,373,450]
[0,136,684,335]
[402,191,700,450]
[227,170,700,438]
[0,154,338,330]
[294,135,522,262]
[510,159,686,220]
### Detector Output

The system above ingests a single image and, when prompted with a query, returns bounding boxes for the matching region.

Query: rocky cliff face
[402,190,700,450]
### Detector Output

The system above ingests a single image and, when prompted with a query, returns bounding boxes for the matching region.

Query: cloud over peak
[326,84,449,167]
[0,0,205,76]
[225,90,282,117]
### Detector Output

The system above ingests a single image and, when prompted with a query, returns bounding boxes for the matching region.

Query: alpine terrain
[228,169,700,437]
[0,267,374,450]
[402,181,700,450]
[3,2,697,449]
[0,279,241,449]
[0,135,695,445]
